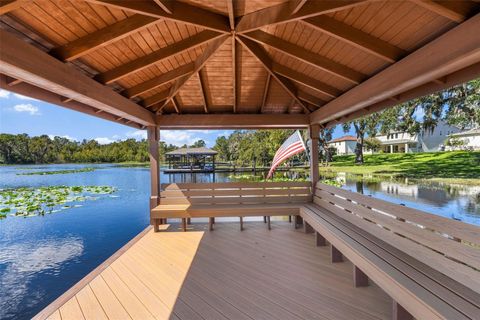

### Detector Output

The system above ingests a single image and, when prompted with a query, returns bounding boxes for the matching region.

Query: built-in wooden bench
[152,180,480,319]
[151,182,311,231]
[300,182,480,320]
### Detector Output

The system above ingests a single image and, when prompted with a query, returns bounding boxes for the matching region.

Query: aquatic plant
[0,185,116,218]
[16,168,95,176]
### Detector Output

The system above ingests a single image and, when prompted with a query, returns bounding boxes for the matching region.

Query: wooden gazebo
[166,147,217,171]
[1,1,480,320]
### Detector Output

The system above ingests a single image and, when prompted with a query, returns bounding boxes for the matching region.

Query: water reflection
[0,237,84,319]
[331,173,480,226]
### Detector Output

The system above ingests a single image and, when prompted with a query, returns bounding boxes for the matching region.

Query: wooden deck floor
[38,221,392,320]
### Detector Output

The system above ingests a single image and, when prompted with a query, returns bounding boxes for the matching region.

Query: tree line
[1,79,477,165]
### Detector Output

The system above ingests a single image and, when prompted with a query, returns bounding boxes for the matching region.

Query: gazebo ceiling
[0,0,480,129]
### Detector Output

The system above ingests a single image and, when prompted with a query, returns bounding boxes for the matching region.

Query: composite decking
[38,221,392,320]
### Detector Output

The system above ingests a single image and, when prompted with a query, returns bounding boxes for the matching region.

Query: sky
[0,88,348,147]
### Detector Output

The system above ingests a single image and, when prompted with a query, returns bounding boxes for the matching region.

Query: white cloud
[13,93,38,101]
[126,130,147,140]
[161,130,199,146]
[13,103,40,115]
[0,89,10,98]
[48,134,78,141]
[95,137,116,144]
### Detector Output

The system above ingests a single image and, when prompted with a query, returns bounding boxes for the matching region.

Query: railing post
[147,126,160,230]
[309,124,320,191]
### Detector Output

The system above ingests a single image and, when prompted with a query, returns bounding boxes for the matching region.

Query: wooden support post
[263,216,267,223]
[267,216,271,230]
[153,219,160,232]
[294,215,303,229]
[240,216,243,231]
[315,231,326,246]
[331,245,343,263]
[209,217,214,231]
[309,124,320,191]
[148,126,160,230]
[353,265,369,287]
[392,301,413,320]
[182,218,187,232]
[303,221,314,233]
[288,215,292,223]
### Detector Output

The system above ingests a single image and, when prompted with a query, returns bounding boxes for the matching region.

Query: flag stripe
[267,131,306,179]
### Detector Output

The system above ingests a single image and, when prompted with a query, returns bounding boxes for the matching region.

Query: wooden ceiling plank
[410,0,466,23]
[84,0,230,33]
[287,97,296,114]
[150,35,229,111]
[302,16,406,63]
[96,30,223,84]
[50,15,158,61]
[198,69,210,113]
[124,62,194,99]
[243,30,366,84]
[152,0,172,14]
[171,96,181,114]
[237,36,310,114]
[0,0,28,15]
[0,29,155,126]
[260,74,271,114]
[272,63,341,98]
[236,0,368,33]
[226,0,235,30]
[156,114,309,129]
[0,75,143,129]
[310,13,480,125]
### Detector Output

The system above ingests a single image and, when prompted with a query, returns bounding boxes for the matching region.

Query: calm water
[0,165,479,320]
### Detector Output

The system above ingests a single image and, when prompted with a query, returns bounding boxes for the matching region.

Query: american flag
[267,130,306,179]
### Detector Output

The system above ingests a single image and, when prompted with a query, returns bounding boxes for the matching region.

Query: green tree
[342,114,379,164]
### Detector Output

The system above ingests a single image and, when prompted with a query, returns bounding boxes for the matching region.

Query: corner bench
[152,181,480,320]
[151,182,311,231]
[300,182,480,320]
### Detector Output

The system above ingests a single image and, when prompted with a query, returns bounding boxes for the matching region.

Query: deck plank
[59,296,85,320]
[38,222,392,320]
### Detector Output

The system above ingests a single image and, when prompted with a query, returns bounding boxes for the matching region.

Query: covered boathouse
[1,0,480,319]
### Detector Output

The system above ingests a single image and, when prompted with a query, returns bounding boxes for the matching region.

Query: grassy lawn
[320,151,480,185]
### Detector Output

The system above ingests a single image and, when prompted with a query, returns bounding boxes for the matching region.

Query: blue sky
[0,88,347,147]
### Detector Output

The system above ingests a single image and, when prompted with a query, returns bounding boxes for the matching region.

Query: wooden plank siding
[1,0,479,127]
[35,222,392,320]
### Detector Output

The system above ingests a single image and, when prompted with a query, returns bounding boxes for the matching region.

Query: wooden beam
[152,0,172,14]
[290,0,308,15]
[0,0,27,15]
[260,74,271,113]
[50,15,158,61]
[123,62,194,99]
[171,96,180,114]
[156,114,309,129]
[243,30,365,84]
[232,37,239,113]
[0,29,155,126]
[147,126,160,212]
[310,13,480,125]
[237,36,310,114]
[142,85,170,108]
[324,61,480,128]
[226,0,235,30]
[302,16,406,63]
[410,0,467,23]
[85,0,230,33]
[198,69,210,113]
[273,63,341,98]
[298,91,325,108]
[155,35,229,112]
[95,30,222,84]
[309,124,320,188]
[0,74,143,129]
[236,0,368,33]
[5,76,22,86]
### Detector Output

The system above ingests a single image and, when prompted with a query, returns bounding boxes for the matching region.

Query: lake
[0,164,479,320]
